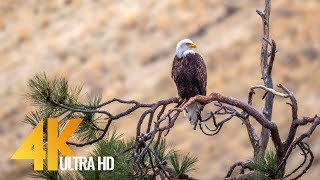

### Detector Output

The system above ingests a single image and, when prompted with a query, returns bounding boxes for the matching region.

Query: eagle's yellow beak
[188,43,197,48]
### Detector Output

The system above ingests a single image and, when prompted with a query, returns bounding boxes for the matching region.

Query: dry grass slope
[0,0,319,179]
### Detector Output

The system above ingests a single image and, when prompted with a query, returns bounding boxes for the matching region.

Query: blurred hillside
[0,0,319,179]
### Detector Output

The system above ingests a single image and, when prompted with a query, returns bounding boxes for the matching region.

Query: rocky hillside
[1,0,319,179]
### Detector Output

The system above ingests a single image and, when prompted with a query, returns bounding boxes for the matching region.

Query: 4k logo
[11,118,83,170]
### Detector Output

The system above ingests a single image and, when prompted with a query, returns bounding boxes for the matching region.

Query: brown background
[0,0,319,179]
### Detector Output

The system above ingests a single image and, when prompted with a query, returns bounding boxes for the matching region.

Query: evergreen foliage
[25,73,198,179]
[168,151,198,179]
[251,148,278,180]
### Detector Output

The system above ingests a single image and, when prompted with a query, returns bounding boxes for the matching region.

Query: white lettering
[59,156,113,171]
[59,156,68,171]
[98,156,105,170]
[106,156,114,170]
[87,157,95,170]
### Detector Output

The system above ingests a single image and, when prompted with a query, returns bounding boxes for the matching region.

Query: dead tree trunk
[257,0,274,160]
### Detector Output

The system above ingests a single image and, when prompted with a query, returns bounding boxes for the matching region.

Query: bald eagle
[172,39,207,126]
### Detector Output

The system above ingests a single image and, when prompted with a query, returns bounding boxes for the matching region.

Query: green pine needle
[168,151,198,179]
[78,130,134,180]
[153,139,176,163]
[29,162,61,180]
[26,73,82,113]
[87,93,102,109]
[252,148,279,179]
[24,111,46,128]
[74,113,101,142]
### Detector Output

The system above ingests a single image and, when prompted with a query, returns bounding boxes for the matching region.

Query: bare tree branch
[41,76,319,179]
[225,160,253,178]
[257,0,275,159]
[250,85,289,98]
[276,116,320,178]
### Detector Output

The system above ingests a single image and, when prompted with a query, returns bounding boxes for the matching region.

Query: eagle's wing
[194,53,207,96]
[171,55,179,79]
[171,55,182,83]
[172,54,207,98]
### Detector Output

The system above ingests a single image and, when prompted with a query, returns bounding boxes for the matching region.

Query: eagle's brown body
[171,53,207,99]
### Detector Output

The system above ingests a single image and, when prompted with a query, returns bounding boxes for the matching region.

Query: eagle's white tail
[187,102,203,125]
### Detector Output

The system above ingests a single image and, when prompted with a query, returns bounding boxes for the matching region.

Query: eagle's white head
[176,39,197,58]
